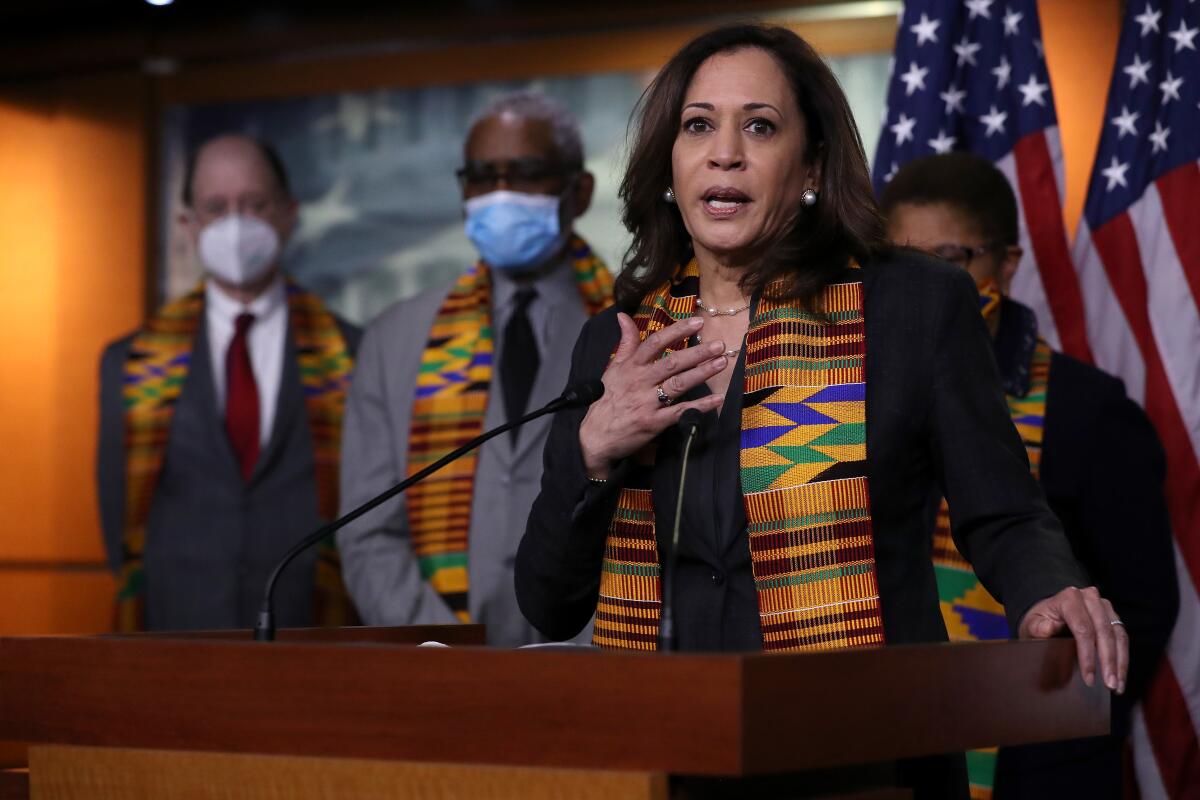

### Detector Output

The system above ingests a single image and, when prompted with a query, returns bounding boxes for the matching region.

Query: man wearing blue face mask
[337,91,613,646]
[96,134,361,632]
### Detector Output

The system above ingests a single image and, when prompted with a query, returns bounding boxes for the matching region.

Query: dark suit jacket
[516,252,1090,799]
[992,300,1178,800]
[96,292,360,631]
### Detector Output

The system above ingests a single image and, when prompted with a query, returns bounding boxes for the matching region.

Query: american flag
[1073,2,1200,797]
[875,1,1200,797]
[872,0,1091,360]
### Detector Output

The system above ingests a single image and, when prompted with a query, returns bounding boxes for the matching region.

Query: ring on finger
[656,384,673,406]
[1109,619,1125,627]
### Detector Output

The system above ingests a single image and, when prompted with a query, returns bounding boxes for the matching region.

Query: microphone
[252,379,605,641]
[658,408,703,651]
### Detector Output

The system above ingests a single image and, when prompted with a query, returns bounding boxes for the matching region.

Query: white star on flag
[900,62,930,95]
[928,129,956,153]
[1033,38,1044,58]
[1110,104,1140,138]
[1159,71,1183,103]
[954,36,982,66]
[1017,74,1050,106]
[980,105,1008,136]
[884,162,899,183]
[1168,19,1198,52]
[1149,121,1171,153]
[891,113,917,144]
[940,84,968,114]
[992,57,1012,89]
[965,0,994,20]
[1003,8,1023,36]
[1100,155,1129,190]
[910,12,941,45]
[1135,4,1162,36]
[1123,54,1153,88]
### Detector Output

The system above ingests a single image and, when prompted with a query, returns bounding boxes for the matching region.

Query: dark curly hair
[616,24,888,311]
[879,151,1020,246]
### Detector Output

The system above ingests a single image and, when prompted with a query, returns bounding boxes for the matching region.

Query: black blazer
[992,302,1177,800]
[517,252,1089,651]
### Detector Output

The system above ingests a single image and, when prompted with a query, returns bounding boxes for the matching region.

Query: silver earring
[663,186,676,204]
[801,188,818,207]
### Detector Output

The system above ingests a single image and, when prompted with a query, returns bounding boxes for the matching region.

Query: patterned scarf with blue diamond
[594,259,886,652]
[406,236,613,621]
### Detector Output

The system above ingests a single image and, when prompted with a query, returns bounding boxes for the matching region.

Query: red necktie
[225,312,260,481]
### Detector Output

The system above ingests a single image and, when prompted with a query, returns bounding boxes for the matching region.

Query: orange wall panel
[48,76,148,564]
[0,100,60,564]
[0,570,115,636]
[0,74,146,633]
[1040,0,1123,234]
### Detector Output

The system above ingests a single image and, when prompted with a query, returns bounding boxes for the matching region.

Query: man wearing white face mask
[96,134,361,632]
[336,92,613,646]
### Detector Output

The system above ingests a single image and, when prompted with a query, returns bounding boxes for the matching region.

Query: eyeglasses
[455,158,575,194]
[194,193,285,222]
[928,242,1006,268]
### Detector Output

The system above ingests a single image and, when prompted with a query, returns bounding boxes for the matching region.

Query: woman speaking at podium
[515,23,1127,797]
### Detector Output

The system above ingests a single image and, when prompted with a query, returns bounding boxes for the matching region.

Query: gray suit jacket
[97,293,360,631]
[336,257,594,647]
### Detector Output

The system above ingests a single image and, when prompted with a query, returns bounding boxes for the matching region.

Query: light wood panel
[29,745,669,800]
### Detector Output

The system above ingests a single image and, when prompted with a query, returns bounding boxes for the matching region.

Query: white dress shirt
[206,277,287,447]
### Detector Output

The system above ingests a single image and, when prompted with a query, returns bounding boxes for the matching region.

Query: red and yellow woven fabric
[116,280,355,631]
[594,262,886,652]
[407,237,612,621]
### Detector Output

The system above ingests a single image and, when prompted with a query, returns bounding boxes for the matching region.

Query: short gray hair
[469,90,585,169]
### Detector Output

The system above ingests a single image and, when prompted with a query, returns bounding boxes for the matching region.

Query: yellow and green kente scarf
[116,279,355,632]
[408,236,613,621]
[932,278,1052,800]
[594,259,886,652]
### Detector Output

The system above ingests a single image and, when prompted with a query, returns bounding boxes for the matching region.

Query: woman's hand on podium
[1018,585,1129,695]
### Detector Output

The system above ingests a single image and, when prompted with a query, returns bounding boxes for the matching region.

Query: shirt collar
[490,248,578,311]
[205,275,287,323]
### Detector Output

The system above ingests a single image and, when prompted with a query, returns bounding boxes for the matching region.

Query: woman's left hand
[1018,585,1129,694]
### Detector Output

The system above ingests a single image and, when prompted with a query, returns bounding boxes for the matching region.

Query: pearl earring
[801,189,818,207]
[663,187,676,204]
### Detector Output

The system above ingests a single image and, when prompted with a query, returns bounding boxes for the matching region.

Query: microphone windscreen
[677,408,703,434]
[561,379,605,407]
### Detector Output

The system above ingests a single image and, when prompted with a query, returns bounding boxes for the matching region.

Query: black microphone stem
[659,418,699,652]
[253,393,580,642]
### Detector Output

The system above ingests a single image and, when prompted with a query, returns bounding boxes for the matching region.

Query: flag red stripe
[1013,132,1094,362]
[1155,163,1200,321]
[1090,215,1200,591]
[1091,214,1200,798]
[1141,660,1200,798]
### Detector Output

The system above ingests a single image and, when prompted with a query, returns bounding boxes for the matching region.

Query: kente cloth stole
[407,236,613,622]
[116,280,355,632]
[930,336,1050,800]
[594,260,886,652]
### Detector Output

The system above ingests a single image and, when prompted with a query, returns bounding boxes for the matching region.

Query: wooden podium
[0,626,1108,799]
